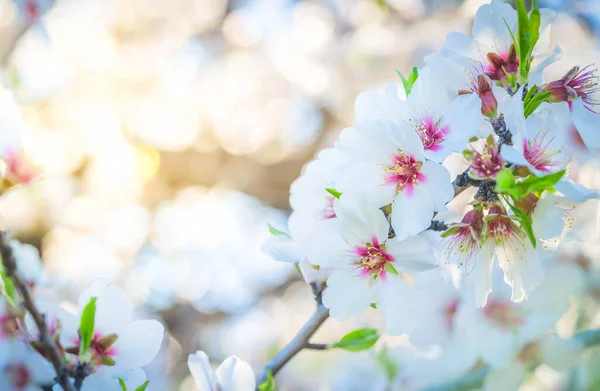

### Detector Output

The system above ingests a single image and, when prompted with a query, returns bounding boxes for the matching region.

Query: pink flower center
[413,116,449,151]
[5,362,30,390]
[522,131,561,173]
[567,65,599,111]
[441,226,479,269]
[482,299,524,330]
[68,331,118,366]
[353,236,394,280]
[443,299,460,329]
[384,151,425,197]
[321,195,336,219]
[485,48,519,82]
[470,144,504,179]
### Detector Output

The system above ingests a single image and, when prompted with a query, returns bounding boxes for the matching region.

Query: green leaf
[496,169,565,200]
[0,257,17,307]
[325,187,342,199]
[524,91,552,117]
[495,169,520,198]
[119,379,127,391]
[516,0,532,79]
[376,348,400,381]
[396,67,419,96]
[294,262,302,275]
[79,297,98,358]
[370,303,377,309]
[135,381,150,391]
[519,170,566,195]
[332,328,380,352]
[507,202,537,248]
[268,224,290,238]
[258,370,275,391]
[385,263,399,276]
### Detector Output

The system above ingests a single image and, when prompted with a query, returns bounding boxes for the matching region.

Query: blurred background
[1,0,600,390]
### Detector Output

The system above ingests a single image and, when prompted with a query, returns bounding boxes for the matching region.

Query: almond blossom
[304,198,437,334]
[336,119,454,239]
[188,351,255,391]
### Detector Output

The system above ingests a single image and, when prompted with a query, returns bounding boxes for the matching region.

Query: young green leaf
[79,297,98,358]
[0,258,17,307]
[518,170,566,195]
[385,263,399,276]
[495,168,520,198]
[325,187,342,199]
[376,348,400,381]
[507,202,537,248]
[258,370,275,391]
[370,303,377,309]
[135,381,150,391]
[119,379,127,391]
[396,67,419,96]
[268,224,290,238]
[332,328,380,352]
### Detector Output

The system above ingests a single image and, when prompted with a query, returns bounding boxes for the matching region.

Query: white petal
[531,197,565,239]
[428,93,483,162]
[540,335,583,371]
[354,83,404,122]
[473,243,495,307]
[79,281,132,333]
[303,218,348,269]
[336,162,397,209]
[334,197,390,247]
[571,98,600,149]
[188,351,218,391]
[442,32,481,67]
[322,269,374,320]
[497,243,545,302]
[499,145,529,167]
[115,319,164,368]
[391,187,433,240]
[472,1,516,54]
[375,275,418,335]
[386,235,437,273]
[215,356,256,391]
[419,161,454,211]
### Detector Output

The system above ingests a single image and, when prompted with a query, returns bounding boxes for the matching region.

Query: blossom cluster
[2,0,600,390]
[264,0,600,388]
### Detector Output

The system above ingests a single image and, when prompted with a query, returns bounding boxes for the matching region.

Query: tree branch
[452,170,477,198]
[420,328,600,391]
[0,231,76,391]
[255,282,329,388]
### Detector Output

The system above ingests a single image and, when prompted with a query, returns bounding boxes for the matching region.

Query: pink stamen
[413,115,449,151]
[522,131,561,173]
[384,151,425,197]
[352,236,394,279]
[6,362,30,390]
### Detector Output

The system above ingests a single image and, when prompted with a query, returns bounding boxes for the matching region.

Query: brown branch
[255,281,329,388]
[0,231,76,391]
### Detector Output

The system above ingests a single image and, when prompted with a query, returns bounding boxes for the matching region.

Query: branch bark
[0,232,76,391]
[255,282,329,388]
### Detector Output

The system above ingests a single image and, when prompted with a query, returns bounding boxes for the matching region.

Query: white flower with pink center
[353,69,483,163]
[456,263,583,370]
[0,342,53,391]
[336,119,454,240]
[188,351,255,391]
[499,91,571,176]
[304,199,437,335]
[442,0,561,85]
[46,280,164,381]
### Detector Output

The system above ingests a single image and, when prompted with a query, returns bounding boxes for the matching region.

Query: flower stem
[255,282,329,388]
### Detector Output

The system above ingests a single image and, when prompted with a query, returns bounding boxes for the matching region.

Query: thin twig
[0,232,76,391]
[255,282,329,387]
[304,343,329,350]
